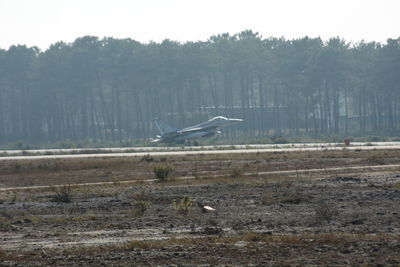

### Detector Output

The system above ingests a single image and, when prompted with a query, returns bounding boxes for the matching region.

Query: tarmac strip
[0,144,399,161]
[2,141,400,156]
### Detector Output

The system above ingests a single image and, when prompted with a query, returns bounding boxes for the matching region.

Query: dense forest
[0,31,399,146]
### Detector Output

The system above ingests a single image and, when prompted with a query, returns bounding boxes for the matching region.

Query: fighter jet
[152,116,243,144]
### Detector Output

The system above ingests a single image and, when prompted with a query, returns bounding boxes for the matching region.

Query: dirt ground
[1,149,400,266]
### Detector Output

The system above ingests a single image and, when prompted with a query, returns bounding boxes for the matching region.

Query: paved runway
[2,141,400,155]
[0,142,399,161]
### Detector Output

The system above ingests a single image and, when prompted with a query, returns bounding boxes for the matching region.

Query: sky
[0,0,399,50]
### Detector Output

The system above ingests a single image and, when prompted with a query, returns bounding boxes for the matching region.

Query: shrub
[230,167,243,178]
[131,190,150,202]
[367,155,385,165]
[112,177,121,186]
[280,192,303,204]
[14,163,22,171]
[393,182,400,190]
[51,184,75,203]
[315,202,339,223]
[261,190,303,206]
[131,201,152,216]
[153,165,173,181]
[173,196,193,215]
[141,154,154,162]
[191,161,199,179]
[261,194,275,205]
[0,249,7,260]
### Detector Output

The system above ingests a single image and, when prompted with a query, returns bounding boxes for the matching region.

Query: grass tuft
[230,167,243,178]
[131,201,152,216]
[173,196,193,215]
[153,164,174,181]
[315,202,339,223]
[51,184,75,203]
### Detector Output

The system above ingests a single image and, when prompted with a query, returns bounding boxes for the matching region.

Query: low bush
[230,167,243,178]
[173,196,193,215]
[366,155,385,165]
[131,190,150,202]
[153,165,173,181]
[131,201,152,216]
[51,184,75,203]
[315,202,339,223]
[141,154,154,162]
[261,190,303,205]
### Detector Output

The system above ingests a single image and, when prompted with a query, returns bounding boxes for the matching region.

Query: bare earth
[1,149,400,266]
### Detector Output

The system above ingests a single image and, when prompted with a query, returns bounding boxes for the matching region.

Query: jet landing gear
[184,140,199,146]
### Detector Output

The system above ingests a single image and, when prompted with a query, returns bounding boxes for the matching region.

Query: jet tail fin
[154,118,178,135]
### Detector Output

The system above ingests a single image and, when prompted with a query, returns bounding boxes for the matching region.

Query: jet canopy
[208,116,243,123]
[208,116,229,122]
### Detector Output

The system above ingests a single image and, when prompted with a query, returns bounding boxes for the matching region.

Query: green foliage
[1,34,400,147]
[153,165,173,181]
[173,196,193,215]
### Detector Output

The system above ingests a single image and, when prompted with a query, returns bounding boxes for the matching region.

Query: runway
[0,142,399,161]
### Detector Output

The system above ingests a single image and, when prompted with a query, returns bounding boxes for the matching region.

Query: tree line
[0,31,399,146]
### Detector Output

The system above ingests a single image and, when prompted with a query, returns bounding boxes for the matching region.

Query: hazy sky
[1,0,399,50]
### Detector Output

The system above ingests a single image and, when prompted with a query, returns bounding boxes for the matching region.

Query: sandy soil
[0,150,399,266]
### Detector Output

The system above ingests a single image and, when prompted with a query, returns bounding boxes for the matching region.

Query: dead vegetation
[229,166,243,178]
[0,149,400,265]
[315,202,339,223]
[15,232,399,266]
[50,184,75,203]
[261,190,305,206]
[130,200,152,216]
[1,149,400,188]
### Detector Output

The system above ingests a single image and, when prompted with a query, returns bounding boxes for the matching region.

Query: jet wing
[178,125,218,134]
[178,127,203,133]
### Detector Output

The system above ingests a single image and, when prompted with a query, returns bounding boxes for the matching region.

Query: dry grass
[50,184,75,203]
[261,189,304,206]
[1,149,399,266]
[229,166,243,178]
[0,249,9,261]
[366,155,386,165]
[1,149,399,188]
[131,190,151,202]
[59,232,400,255]
[130,201,151,216]
[393,182,400,189]
[315,202,339,223]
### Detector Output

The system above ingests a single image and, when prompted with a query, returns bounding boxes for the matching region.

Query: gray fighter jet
[152,116,243,144]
